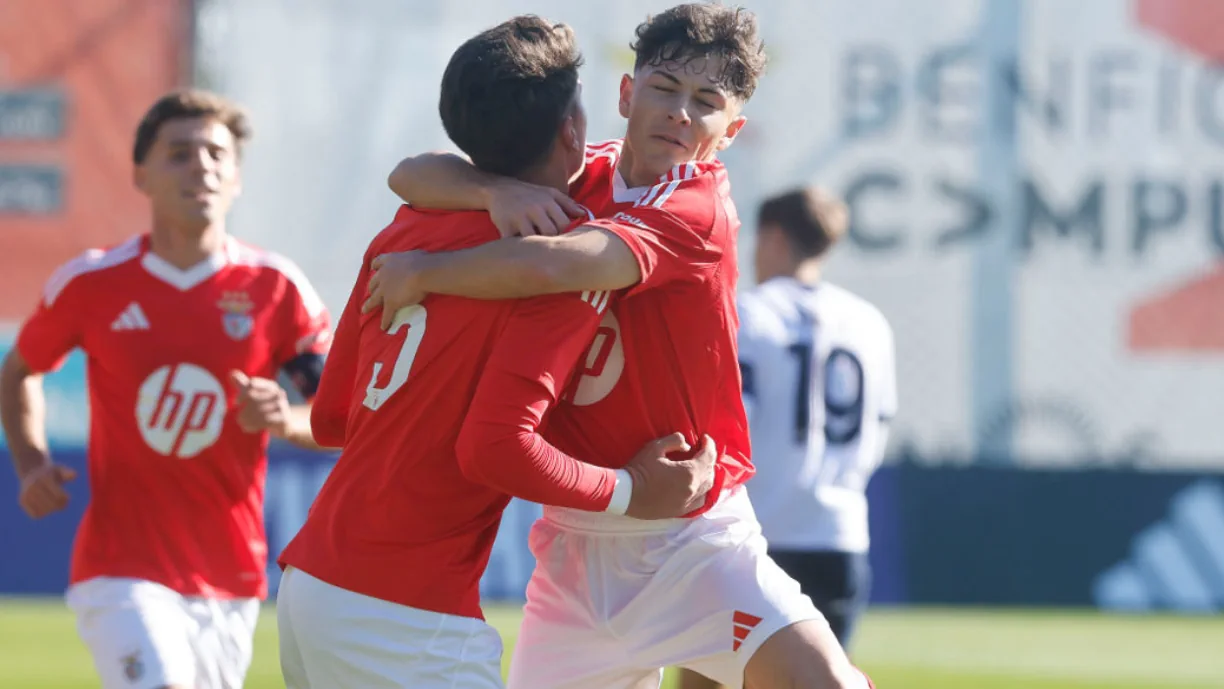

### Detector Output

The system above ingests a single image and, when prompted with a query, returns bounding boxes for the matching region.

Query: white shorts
[507,487,826,689]
[65,577,259,689]
[277,566,504,689]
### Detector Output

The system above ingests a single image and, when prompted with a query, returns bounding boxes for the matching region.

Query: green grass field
[1,600,1221,688]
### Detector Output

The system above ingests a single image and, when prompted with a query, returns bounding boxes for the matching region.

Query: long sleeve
[456,289,619,510]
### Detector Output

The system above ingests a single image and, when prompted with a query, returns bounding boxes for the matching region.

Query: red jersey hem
[69,567,266,601]
[278,555,484,621]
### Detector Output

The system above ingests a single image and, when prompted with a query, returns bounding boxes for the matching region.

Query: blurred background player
[0,90,331,689]
[744,187,896,645]
[681,187,896,689]
[276,16,716,689]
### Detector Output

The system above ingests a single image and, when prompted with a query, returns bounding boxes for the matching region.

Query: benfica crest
[121,651,144,681]
[217,291,255,341]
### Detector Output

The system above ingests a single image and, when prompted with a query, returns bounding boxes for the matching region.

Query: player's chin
[186,204,229,225]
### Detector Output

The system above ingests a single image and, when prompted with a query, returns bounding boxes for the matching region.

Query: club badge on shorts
[218,291,255,341]
[121,651,144,682]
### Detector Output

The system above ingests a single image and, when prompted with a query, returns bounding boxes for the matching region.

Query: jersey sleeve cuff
[584,219,651,296]
[14,331,67,374]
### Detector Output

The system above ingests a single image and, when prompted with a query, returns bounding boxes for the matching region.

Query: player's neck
[793,260,822,285]
[149,220,227,270]
[761,259,821,286]
[517,160,570,194]
[617,146,653,188]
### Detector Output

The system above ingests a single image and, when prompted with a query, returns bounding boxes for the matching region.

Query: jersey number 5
[363,305,427,411]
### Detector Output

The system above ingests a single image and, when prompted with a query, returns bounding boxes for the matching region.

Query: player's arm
[306,266,367,448]
[455,292,616,510]
[283,404,317,447]
[439,174,725,302]
[280,402,319,448]
[363,193,718,321]
[231,366,325,450]
[0,350,49,478]
[276,273,338,450]
[2,286,83,519]
[235,257,336,450]
[366,227,641,311]
[232,352,327,450]
[388,152,583,237]
[456,293,716,519]
[0,350,75,518]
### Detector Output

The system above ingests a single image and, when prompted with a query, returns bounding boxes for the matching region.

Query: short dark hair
[758,187,848,259]
[439,16,583,177]
[631,3,766,101]
[133,90,251,164]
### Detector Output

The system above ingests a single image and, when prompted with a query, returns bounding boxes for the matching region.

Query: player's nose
[185,147,216,173]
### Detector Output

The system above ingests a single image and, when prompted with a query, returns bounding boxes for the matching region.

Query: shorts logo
[732,610,762,652]
[218,291,255,341]
[136,363,226,458]
[120,651,143,682]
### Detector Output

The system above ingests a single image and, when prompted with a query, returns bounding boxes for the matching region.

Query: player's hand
[18,462,77,519]
[623,434,718,520]
[487,179,585,238]
[363,251,428,330]
[231,371,291,437]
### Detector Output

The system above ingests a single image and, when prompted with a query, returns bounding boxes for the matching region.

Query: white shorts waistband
[540,488,742,535]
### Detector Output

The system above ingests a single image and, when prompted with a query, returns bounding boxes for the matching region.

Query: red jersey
[15,234,331,599]
[554,140,755,510]
[279,206,616,619]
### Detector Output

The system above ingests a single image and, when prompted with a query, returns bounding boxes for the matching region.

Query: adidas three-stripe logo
[1093,480,1224,613]
[732,610,762,651]
[110,302,150,331]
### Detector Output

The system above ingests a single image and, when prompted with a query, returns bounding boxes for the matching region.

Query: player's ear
[717,116,747,152]
[557,114,577,154]
[232,162,244,199]
[618,74,634,119]
[568,117,583,153]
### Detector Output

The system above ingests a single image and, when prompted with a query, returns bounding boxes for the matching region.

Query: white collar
[612,169,652,204]
[140,236,233,291]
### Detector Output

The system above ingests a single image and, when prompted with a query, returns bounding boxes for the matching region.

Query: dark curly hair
[631,3,766,101]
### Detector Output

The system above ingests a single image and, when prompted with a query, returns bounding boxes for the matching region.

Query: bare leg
[678,668,724,689]
[742,619,865,689]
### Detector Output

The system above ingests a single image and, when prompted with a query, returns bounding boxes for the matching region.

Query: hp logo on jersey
[136,364,226,458]
[567,312,625,406]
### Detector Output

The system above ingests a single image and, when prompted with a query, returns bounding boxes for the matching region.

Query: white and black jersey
[738,277,896,553]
